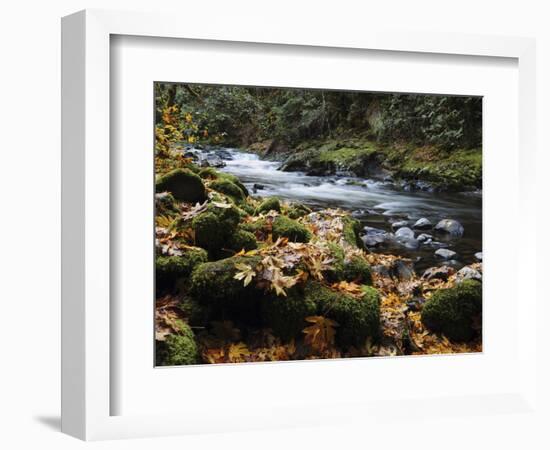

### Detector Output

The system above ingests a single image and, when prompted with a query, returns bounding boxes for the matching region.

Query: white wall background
[0,1,548,448]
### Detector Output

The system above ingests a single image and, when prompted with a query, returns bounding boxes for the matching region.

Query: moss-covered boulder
[190,255,260,302]
[228,229,258,252]
[305,282,380,348]
[261,288,317,342]
[342,216,366,249]
[323,243,372,285]
[199,168,249,196]
[156,168,207,204]
[287,203,312,219]
[192,203,241,255]
[155,192,178,215]
[272,215,311,243]
[421,279,482,341]
[155,247,208,292]
[209,179,247,203]
[155,322,199,366]
[343,257,372,285]
[255,197,281,215]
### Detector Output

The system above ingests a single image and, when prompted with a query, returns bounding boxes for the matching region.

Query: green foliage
[305,282,380,348]
[155,322,199,366]
[255,197,281,215]
[421,280,482,341]
[261,289,317,341]
[155,168,207,203]
[272,215,311,243]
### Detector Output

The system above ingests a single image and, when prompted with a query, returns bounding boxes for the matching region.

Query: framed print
[62,9,538,441]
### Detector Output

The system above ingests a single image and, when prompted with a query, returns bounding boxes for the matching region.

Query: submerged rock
[434,219,464,237]
[413,218,432,230]
[435,248,457,260]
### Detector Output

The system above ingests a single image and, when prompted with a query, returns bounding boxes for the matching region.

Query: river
[206,148,482,273]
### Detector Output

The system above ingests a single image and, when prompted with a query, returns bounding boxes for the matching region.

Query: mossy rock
[272,215,311,243]
[198,167,219,179]
[155,192,178,215]
[191,204,241,255]
[239,203,256,216]
[199,168,249,196]
[228,229,258,252]
[305,282,380,348]
[155,247,208,293]
[421,279,482,341]
[342,216,366,249]
[209,179,246,203]
[323,243,372,285]
[190,255,261,303]
[255,197,281,215]
[179,296,213,326]
[343,257,372,285]
[287,203,312,219]
[155,322,199,366]
[155,168,207,204]
[261,288,317,341]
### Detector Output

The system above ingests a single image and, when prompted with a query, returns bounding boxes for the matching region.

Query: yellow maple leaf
[302,316,339,352]
[228,342,251,362]
[234,263,256,286]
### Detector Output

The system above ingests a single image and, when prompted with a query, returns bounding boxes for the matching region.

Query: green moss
[272,215,311,243]
[179,296,212,326]
[240,203,256,215]
[287,202,312,219]
[192,204,242,255]
[324,242,346,282]
[198,167,219,179]
[155,323,199,366]
[261,289,317,341]
[255,197,281,215]
[155,192,178,216]
[190,255,261,305]
[155,168,207,204]
[228,229,258,252]
[342,216,365,249]
[209,179,246,203]
[421,279,482,341]
[304,282,380,348]
[343,257,373,285]
[155,248,208,292]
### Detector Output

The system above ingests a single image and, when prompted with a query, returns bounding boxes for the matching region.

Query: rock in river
[391,220,408,230]
[395,227,415,239]
[434,219,464,237]
[435,248,457,260]
[413,218,432,230]
[417,233,433,242]
[456,266,482,283]
[362,226,392,247]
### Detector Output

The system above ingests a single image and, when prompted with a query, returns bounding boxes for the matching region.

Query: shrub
[155,168,207,203]
[421,279,482,341]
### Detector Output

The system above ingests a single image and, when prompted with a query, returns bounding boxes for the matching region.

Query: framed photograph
[62,9,538,441]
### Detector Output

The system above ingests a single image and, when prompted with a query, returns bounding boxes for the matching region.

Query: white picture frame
[61,9,538,441]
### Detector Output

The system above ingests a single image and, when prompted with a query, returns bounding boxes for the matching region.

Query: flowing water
[206,148,482,272]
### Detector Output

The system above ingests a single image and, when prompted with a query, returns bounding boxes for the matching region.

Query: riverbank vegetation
[155,83,482,191]
[154,91,483,365]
